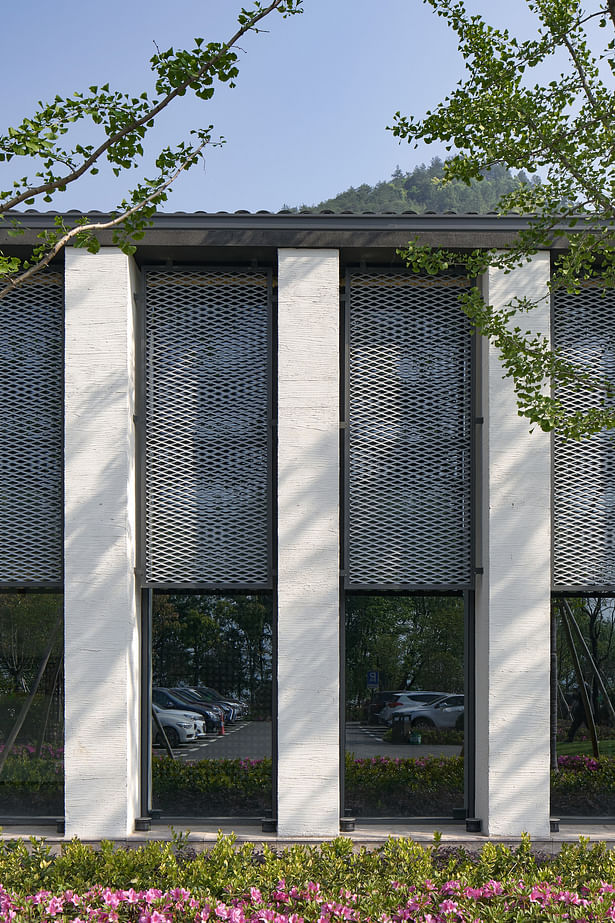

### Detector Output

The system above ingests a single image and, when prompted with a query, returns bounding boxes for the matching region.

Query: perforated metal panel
[0,272,63,585]
[144,269,271,586]
[346,270,473,588]
[553,281,615,591]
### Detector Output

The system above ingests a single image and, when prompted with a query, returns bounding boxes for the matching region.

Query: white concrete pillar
[64,248,140,839]
[475,252,551,836]
[277,249,340,837]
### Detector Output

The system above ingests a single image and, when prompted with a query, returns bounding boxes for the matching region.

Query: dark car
[152,687,222,732]
[195,685,249,719]
[366,690,405,725]
[171,686,236,724]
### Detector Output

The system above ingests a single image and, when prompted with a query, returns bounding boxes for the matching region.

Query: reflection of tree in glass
[556,598,615,726]
[152,593,272,718]
[345,595,464,708]
[0,592,63,749]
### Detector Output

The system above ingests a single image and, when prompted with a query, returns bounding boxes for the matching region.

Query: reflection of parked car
[153,687,222,732]
[152,704,198,748]
[394,694,464,730]
[172,686,236,724]
[196,685,249,719]
[367,690,405,725]
[377,691,449,726]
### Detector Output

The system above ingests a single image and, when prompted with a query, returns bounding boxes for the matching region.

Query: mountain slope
[293,158,538,214]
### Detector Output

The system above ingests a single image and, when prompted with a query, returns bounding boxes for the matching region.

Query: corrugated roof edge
[5,210,561,232]
[16,208,507,217]
[0,210,581,251]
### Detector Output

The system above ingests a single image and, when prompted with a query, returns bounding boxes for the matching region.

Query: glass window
[551,597,615,817]
[150,592,273,818]
[344,594,465,818]
[0,592,64,818]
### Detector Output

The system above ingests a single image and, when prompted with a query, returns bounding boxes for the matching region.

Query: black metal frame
[339,265,477,825]
[137,262,278,824]
[0,267,65,825]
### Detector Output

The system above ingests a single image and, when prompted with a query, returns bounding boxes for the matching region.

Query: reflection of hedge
[345,754,464,816]
[0,694,63,745]
[3,750,615,819]
[552,755,615,815]
[152,756,273,816]
[0,747,64,815]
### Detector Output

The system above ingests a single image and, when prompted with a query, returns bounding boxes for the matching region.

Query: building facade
[0,213,611,840]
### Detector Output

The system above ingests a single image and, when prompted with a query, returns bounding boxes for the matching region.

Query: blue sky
[2,1,540,213]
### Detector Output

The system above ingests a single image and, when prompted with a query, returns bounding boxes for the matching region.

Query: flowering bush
[3,834,615,922]
[558,754,601,772]
[4,877,615,923]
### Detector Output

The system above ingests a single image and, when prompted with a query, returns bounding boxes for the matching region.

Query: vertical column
[64,248,140,839]
[475,251,551,836]
[277,249,340,837]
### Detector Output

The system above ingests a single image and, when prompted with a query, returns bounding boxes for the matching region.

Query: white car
[394,694,465,730]
[377,691,450,726]
[152,704,201,748]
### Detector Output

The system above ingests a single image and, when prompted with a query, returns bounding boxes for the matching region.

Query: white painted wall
[475,252,551,836]
[277,249,340,837]
[64,248,140,839]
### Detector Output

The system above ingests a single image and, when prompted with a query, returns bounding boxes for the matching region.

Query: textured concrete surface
[475,254,551,837]
[64,249,140,840]
[277,249,341,838]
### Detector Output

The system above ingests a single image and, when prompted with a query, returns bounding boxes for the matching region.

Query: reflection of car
[172,686,236,724]
[152,704,198,748]
[153,687,222,732]
[196,685,249,720]
[377,691,449,726]
[394,694,465,730]
[367,690,405,725]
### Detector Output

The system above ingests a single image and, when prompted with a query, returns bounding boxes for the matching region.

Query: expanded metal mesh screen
[0,272,64,585]
[346,270,473,588]
[144,269,271,586]
[553,281,615,591]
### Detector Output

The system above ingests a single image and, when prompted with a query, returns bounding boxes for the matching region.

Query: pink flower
[228,905,245,923]
[441,880,461,895]
[46,896,64,916]
[145,888,163,904]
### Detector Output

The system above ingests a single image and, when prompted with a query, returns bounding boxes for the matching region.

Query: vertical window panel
[553,282,615,590]
[0,273,63,585]
[144,269,271,586]
[346,271,473,589]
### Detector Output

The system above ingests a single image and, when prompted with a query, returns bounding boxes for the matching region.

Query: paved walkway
[3,822,615,854]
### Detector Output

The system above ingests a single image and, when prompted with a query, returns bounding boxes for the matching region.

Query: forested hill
[292,159,539,214]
